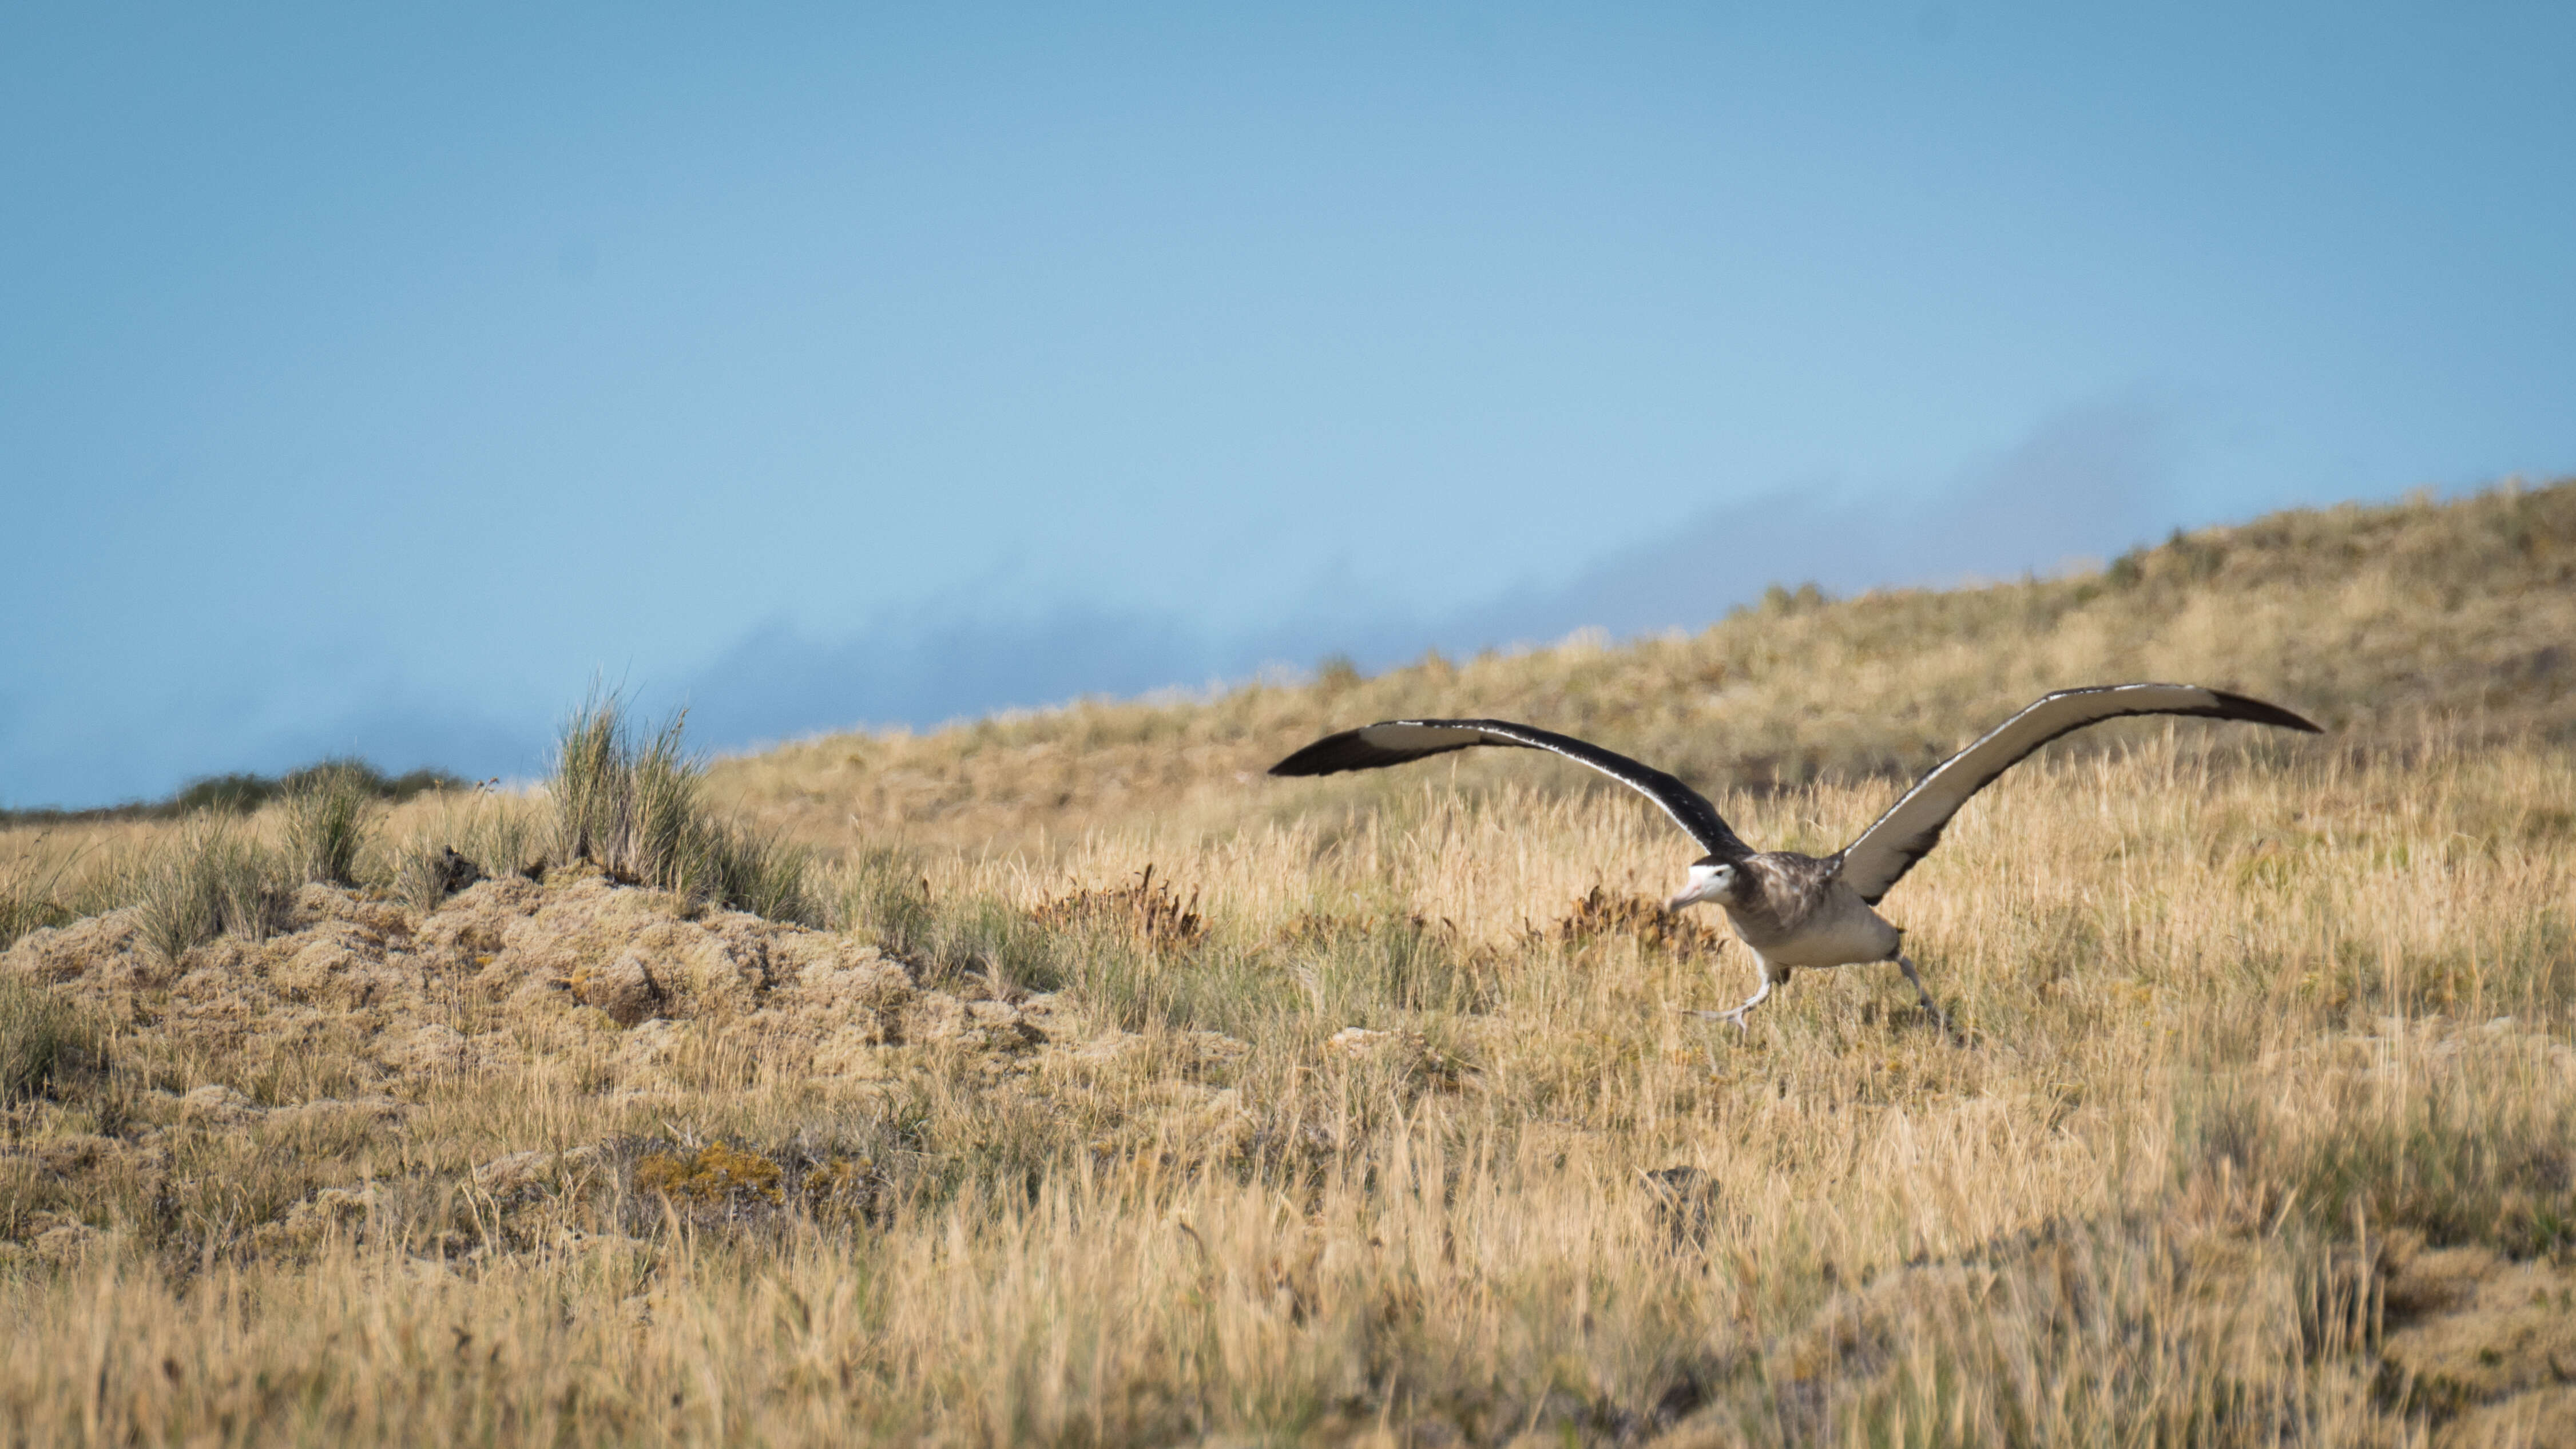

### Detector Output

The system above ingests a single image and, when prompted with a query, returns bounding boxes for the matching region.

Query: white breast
[1735,885,1900,969]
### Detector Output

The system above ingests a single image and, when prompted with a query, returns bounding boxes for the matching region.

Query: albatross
[1269,684,2320,1033]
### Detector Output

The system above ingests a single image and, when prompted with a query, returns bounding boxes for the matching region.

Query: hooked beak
[1669,865,1728,913]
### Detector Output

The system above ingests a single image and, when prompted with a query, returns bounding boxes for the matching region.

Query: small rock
[1327,1026,1388,1056]
[1327,1026,1426,1064]
[32,1221,101,1265]
[795,951,916,1011]
[434,848,488,899]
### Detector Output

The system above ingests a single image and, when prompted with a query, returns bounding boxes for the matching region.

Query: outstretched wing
[1269,718,1752,862]
[1835,684,2321,904]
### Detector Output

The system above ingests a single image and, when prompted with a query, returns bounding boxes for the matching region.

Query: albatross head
[1668,858,1740,912]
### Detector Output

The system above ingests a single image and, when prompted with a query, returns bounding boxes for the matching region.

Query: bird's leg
[1684,961,1780,1035]
[1893,954,1952,1036]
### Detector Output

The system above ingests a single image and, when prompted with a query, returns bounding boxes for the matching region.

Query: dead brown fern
[1032,864,1206,950]
[1542,885,1728,958]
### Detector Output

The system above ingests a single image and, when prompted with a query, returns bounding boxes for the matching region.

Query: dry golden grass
[2,481,2574,1446]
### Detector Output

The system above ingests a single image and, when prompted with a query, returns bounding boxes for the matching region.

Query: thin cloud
[674,396,2195,751]
[1444,395,2183,648]
[679,604,1221,749]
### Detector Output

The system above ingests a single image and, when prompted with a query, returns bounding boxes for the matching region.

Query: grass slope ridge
[711,479,2576,856]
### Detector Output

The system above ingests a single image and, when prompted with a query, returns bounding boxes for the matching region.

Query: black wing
[1835,684,2321,904]
[1269,718,1752,862]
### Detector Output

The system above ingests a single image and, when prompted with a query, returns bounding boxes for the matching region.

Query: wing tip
[2057,682,2325,735]
[1268,731,1367,777]
[2205,689,2325,734]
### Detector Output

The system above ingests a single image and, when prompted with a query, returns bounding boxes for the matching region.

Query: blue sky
[5,3,2571,807]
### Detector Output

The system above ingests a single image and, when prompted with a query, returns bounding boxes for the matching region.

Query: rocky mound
[7,868,1099,1094]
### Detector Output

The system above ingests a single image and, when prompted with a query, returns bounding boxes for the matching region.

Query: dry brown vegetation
[3,481,2574,1446]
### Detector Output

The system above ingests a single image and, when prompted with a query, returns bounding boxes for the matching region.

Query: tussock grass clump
[833,855,1249,1017]
[831,854,1214,1007]
[0,976,100,1104]
[828,846,936,955]
[277,762,380,887]
[0,853,77,952]
[129,817,287,964]
[549,696,817,924]
[390,792,542,911]
[688,817,816,924]
[391,843,486,913]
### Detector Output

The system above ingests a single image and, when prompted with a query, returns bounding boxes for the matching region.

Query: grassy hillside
[708,480,2576,859]
[2,479,2572,1446]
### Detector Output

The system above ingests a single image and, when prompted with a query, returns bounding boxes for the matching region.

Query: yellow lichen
[633,1144,783,1206]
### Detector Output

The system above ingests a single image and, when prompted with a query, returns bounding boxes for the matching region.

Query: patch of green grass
[2296,1097,2574,1259]
[1288,911,1494,1023]
[2188,1045,2576,1259]
[919,898,1068,996]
